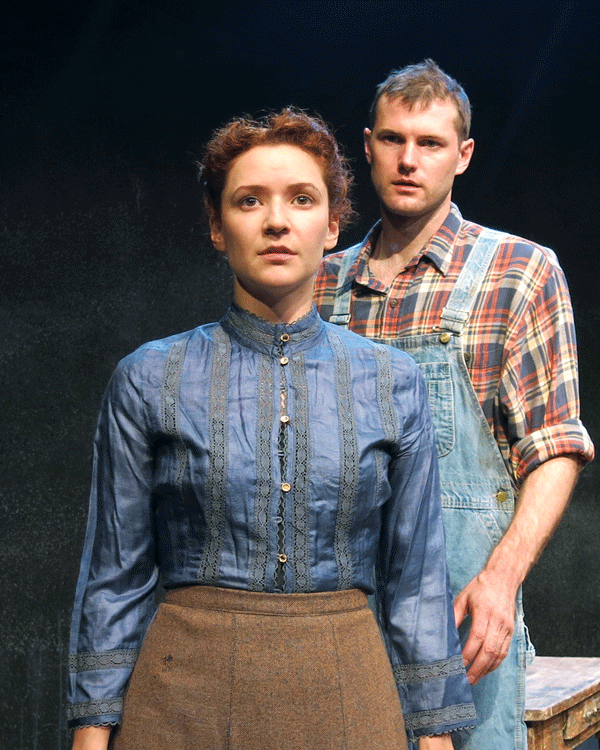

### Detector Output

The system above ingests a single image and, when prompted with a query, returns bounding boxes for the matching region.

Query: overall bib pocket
[416,361,455,457]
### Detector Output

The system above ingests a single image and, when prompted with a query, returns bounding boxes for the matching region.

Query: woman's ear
[324,216,340,252]
[209,216,226,253]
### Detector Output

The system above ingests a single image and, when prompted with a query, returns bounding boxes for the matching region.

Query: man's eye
[421,140,441,148]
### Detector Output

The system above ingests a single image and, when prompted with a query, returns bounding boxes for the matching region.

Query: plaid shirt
[315,204,594,487]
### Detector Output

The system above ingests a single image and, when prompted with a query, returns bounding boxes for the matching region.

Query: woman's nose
[264,201,290,237]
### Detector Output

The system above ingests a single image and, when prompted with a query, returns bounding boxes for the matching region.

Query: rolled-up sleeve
[67,355,158,728]
[376,357,477,739]
[499,249,594,484]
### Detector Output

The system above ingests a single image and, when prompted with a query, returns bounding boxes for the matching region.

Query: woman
[68,109,476,750]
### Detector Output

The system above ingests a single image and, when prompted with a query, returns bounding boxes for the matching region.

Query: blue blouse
[67,304,476,739]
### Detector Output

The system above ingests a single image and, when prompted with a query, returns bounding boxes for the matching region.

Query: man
[314,59,594,749]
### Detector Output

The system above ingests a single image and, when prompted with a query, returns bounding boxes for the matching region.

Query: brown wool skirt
[110,586,408,750]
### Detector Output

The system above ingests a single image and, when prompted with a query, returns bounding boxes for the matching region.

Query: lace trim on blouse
[290,353,311,592]
[68,649,139,672]
[329,330,357,590]
[198,326,231,585]
[404,702,478,733]
[225,304,321,347]
[66,697,123,721]
[393,654,466,684]
[248,354,273,591]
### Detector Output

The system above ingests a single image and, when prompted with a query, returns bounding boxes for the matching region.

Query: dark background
[1,2,598,747]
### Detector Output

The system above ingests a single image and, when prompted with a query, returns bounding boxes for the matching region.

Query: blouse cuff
[404,704,478,738]
[67,698,122,729]
[67,649,139,729]
[393,655,478,739]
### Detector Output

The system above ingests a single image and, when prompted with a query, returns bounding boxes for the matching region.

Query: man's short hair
[370,59,472,142]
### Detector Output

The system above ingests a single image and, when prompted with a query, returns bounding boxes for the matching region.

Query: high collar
[220,302,326,356]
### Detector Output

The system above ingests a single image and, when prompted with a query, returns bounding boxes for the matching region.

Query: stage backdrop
[1,2,598,748]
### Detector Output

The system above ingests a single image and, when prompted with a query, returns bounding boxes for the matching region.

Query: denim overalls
[328,228,533,750]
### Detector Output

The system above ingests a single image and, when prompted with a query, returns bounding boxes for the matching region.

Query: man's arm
[454,455,581,684]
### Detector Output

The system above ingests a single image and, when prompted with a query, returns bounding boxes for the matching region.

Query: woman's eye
[293,195,313,206]
[239,196,259,207]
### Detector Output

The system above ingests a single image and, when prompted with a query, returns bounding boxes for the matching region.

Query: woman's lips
[259,246,295,256]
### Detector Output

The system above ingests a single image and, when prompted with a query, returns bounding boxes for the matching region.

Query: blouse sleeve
[375,355,477,739]
[67,354,158,728]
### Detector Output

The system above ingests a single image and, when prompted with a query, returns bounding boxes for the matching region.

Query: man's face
[364,95,474,224]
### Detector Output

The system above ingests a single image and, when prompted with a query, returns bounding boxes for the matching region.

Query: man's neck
[369,200,450,286]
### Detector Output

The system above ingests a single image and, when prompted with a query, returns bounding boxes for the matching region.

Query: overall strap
[440,227,508,335]
[328,242,363,328]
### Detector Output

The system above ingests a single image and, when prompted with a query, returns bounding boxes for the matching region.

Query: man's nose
[397,142,417,172]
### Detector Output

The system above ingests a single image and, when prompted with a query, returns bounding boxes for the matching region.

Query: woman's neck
[233,281,314,324]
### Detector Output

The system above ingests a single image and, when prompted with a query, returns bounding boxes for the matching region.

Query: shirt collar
[354,203,464,287]
[425,203,463,276]
[221,302,325,355]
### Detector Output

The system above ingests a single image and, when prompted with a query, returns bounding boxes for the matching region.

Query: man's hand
[454,568,516,684]
[454,456,581,685]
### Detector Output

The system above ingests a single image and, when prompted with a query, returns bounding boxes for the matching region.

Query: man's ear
[364,128,373,164]
[324,215,340,252]
[209,216,226,253]
[456,138,474,175]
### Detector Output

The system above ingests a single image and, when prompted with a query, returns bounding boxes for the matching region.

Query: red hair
[198,107,355,229]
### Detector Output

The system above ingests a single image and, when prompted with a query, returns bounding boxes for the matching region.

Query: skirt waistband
[164,585,368,616]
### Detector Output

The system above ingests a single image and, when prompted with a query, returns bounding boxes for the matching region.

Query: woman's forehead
[225,144,327,188]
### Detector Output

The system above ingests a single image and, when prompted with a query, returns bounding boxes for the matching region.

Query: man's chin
[380,194,450,227]
[381,200,426,221]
